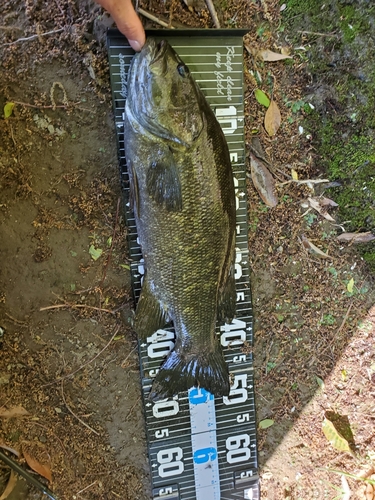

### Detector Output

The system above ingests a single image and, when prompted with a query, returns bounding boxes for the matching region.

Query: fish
[123,38,236,400]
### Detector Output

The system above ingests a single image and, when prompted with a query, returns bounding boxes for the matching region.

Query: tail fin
[149,343,229,401]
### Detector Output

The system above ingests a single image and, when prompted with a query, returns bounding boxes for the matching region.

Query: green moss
[283,0,375,272]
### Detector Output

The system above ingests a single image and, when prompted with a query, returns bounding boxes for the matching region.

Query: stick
[100,197,121,286]
[12,100,93,113]
[1,28,64,47]
[277,178,330,186]
[39,303,115,314]
[298,30,338,38]
[42,325,120,387]
[204,0,221,28]
[61,382,99,436]
[138,8,175,29]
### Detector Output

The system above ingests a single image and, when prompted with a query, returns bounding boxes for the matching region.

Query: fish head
[127,38,204,147]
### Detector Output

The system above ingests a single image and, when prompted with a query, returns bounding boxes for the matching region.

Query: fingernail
[129,40,142,52]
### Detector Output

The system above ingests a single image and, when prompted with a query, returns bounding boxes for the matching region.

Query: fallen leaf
[264,100,281,136]
[341,474,351,500]
[315,376,325,390]
[0,470,17,500]
[0,406,29,418]
[250,153,278,207]
[322,418,351,453]
[291,168,298,180]
[23,450,52,482]
[3,102,15,119]
[319,196,338,208]
[259,419,274,429]
[347,278,354,293]
[301,234,330,258]
[308,197,336,222]
[254,88,270,108]
[341,369,348,382]
[259,49,293,62]
[89,245,103,261]
[337,232,375,244]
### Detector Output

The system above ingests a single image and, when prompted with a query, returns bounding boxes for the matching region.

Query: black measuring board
[107,28,259,500]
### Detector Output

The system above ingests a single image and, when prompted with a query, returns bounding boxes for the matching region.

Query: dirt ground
[0,0,374,499]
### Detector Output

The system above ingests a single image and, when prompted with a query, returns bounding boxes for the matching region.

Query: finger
[97,0,145,51]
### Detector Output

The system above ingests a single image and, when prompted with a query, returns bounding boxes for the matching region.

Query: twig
[31,422,68,456]
[337,302,353,335]
[4,312,27,325]
[12,100,93,113]
[1,28,64,47]
[100,197,121,286]
[42,325,120,387]
[137,7,175,29]
[75,481,97,496]
[277,178,330,186]
[204,0,221,28]
[126,396,141,420]
[121,346,137,368]
[40,303,115,314]
[61,381,99,436]
[298,30,339,38]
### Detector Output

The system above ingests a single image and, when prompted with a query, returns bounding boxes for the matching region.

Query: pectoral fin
[146,159,182,211]
[135,277,169,340]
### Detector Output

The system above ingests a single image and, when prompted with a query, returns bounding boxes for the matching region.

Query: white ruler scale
[107,29,259,500]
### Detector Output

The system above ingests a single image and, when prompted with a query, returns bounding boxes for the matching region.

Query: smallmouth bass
[124,38,236,399]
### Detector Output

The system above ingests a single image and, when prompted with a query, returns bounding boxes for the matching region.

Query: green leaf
[322,418,351,453]
[4,102,15,119]
[315,376,325,390]
[347,278,354,293]
[254,89,270,108]
[107,236,112,247]
[89,245,103,261]
[259,419,274,429]
[120,264,130,270]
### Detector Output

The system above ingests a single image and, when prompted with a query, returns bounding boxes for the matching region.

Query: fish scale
[107,29,259,500]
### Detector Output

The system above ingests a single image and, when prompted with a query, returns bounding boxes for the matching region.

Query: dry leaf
[308,197,336,222]
[0,406,29,418]
[0,470,17,500]
[319,196,338,208]
[259,49,293,62]
[341,475,351,500]
[322,418,351,453]
[356,474,375,500]
[337,232,375,244]
[264,100,281,136]
[250,153,278,207]
[301,234,330,258]
[23,450,52,482]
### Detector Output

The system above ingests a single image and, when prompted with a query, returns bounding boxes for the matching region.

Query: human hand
[95,0,146,51]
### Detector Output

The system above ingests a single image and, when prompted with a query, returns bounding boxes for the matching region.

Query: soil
[0,1,374,500]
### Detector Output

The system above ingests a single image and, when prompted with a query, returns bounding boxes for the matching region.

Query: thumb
[97,0,145,51]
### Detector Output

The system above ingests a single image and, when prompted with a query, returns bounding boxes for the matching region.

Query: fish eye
[177,63,189,77]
